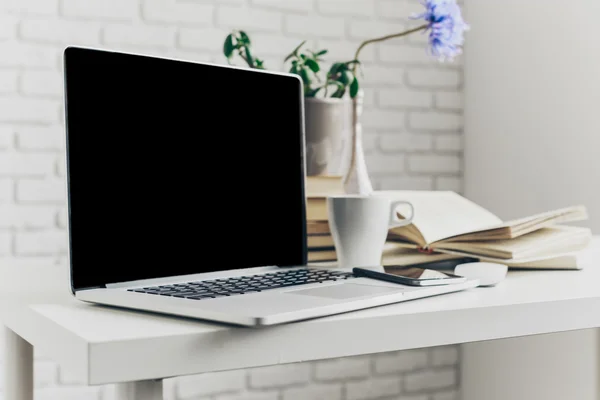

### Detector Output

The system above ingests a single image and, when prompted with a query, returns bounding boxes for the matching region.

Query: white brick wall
[0,0,465,398]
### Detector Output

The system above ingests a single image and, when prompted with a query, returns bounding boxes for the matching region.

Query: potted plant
[222,0,469,194]
[223,32,358,179]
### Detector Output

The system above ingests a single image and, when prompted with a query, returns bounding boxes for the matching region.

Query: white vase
[343,90,373,195]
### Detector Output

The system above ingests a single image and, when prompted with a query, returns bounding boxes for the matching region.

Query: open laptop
[63,46,478,327]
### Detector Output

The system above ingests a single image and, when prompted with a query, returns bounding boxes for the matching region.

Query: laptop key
[255,285,276,290]
[189,291,213,296]
[171,291,197,296]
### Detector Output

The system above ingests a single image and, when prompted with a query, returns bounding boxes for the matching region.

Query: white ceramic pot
[303,97,352,176]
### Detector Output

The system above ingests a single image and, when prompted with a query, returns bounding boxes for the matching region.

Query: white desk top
[2,239,600,385]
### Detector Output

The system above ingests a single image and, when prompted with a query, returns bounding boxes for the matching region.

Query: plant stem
[238,49,253,68]
[352,24,428,74]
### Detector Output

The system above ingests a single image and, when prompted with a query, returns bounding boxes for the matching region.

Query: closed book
[307,221,330,235]
[308,248,336,262]
[306,197,328,221]
[305,175,344,197]
[307,234,334,249]
[380,245,590,270]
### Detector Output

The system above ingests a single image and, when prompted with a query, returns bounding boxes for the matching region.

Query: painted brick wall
[0,0,464,399]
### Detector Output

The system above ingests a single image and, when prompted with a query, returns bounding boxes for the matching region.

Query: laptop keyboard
[127,268,355,300]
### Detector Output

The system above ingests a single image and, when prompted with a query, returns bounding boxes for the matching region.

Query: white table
[3,240,600,400]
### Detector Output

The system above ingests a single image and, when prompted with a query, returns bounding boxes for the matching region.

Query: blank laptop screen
[64,47,307,291]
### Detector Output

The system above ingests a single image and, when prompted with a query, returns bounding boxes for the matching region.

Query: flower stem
[352,24,429,74]
[344,24,429,189]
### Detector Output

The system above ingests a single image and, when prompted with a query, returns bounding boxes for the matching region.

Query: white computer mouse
[454,262,508,287]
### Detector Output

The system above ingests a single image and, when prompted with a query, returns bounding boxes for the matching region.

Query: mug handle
[388,200,414,228]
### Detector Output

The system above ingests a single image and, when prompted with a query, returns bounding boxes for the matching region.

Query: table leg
[114,379,163,400]
[3,326,34,400]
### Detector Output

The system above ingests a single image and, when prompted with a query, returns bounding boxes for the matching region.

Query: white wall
[462,0,600,399]
[0,0,466,399]
[463,0,600,227]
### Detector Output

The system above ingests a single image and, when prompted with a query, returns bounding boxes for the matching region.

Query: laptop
[63,46,478,327]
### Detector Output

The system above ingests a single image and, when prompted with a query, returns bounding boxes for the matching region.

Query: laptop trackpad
[286,283,401,300]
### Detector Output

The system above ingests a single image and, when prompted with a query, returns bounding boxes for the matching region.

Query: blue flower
[412,0,470,61]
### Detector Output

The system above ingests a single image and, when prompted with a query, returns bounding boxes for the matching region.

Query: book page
[435,226,591,259]
[372,191,502,246]
[495,205,587,234]
[439,205,588,242]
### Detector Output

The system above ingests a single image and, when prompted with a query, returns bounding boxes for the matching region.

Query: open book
[371,191,590,261]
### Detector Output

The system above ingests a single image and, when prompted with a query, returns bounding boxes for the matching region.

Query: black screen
[64,47,307,291]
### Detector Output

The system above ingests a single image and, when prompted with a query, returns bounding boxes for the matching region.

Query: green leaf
[316,49,328,56]
[305,87,321,97]
[255,59,265,69]
[305,58,320,73]
[327,63,346,78]
[339,70,353,84]
[328,62,344,75]
[326,80,345,93]
[238,30,250,45]
[223,34,235,58]
[331,86,346,98]
[299,67,311,85]
[350,76,359,98]
[292,40,306,55]
[245,46,254,68]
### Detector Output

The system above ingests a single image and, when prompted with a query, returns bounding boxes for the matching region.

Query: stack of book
[305,175,342,262]
[308,189,592,270]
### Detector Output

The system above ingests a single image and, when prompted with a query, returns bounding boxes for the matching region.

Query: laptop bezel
[62,46,308,294]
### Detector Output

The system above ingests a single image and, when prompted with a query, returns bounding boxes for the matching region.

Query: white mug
[327,195,414,268]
